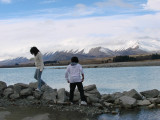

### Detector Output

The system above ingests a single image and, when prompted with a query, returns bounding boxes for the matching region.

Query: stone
[148,104,155,109]
[101,94,115,103]
[41,85,56,93]
[112,92,124,99]
[140,89,159,98]
[10,92,20,99]
[84,84,96,91]
[14,83,29,89]
[13,84,22,94]
[104,102,113,107]
[0,81,7,96]
[73,92,80,102]
[92,103,103,107]
[27,96,35,100]
[137,100,151,106]
[119,96,137,108]
[42,91,57,103]
[29,82,38,89]
[147,98,158,104]
[3,88,14,98]
[154,98,160,104]
[0,81,7,91]
[57,88,67,103]
[33,91,42,99]
[124,89,142,100]
[157,104,160,107]
[85,89,101,98]
[87,95,100,103]
[111,111,118,114]
[20,88,33,96]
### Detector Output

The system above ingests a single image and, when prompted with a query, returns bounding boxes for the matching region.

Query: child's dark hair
[71,56,79,63]
[30,47,39,56]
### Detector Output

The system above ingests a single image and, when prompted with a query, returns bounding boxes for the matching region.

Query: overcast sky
[0,0,160,60]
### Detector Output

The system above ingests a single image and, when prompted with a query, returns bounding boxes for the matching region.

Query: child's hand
[67,80,70,83]
[82,78,84,82]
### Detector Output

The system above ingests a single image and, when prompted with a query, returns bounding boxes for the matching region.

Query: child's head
[30,46,39,56]
[71,56,79,63]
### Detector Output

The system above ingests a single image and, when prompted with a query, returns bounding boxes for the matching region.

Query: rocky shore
[1,81,160,119]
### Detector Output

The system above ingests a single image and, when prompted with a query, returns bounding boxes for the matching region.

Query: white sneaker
[81,101,87,105]
[70,102,73,105]
[35,88,41,92]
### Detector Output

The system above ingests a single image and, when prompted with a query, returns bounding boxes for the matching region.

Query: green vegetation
[113,54,160,62]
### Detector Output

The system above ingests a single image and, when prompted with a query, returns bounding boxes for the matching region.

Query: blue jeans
[34,69,45,90]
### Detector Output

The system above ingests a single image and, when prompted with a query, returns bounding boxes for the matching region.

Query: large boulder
[154,98,160,104]
[41,85,56,93]
[13,83,29,94]
[119,96,137,108]
[33,91,42,99]
[147,98,158,104]
[85,88,101,98]
[84,84,96,91]
[73,91,80,102]
[87,95,100,103]
[140,89,159,98]
[0,81,7,96]
[57,88,67,103]
[112,92,124,99]
[14,83,29,89]
[3,88,14,98]
[10,92,20,100]
[84,85,101,102]
[42,90,57,103]
[137,100,151,106]
[101,94,115,103]
[124,89,142,100]
[29,82,38,89]
[0,81,7,91]
[20,88,33,96]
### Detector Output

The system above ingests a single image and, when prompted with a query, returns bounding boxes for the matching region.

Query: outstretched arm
[65,66,70,83]
[81,73,84,82]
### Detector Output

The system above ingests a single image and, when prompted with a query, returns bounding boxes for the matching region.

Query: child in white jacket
[65,57,87,105]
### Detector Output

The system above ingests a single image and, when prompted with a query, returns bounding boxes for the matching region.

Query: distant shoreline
[83,60,160,68]
[1,60,160,69]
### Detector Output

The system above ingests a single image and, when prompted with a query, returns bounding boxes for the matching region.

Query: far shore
[1,60,160,69]
[49,60,160,69]
[83,60,160,68]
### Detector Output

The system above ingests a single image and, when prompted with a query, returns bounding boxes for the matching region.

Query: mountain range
[0,44,156,66]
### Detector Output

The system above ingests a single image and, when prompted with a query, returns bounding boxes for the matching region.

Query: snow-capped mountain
[0,57,31,66]
[0,43,158,66]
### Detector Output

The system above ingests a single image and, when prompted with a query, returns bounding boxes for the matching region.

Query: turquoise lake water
[1,66,160,120]
[0,66,160,93]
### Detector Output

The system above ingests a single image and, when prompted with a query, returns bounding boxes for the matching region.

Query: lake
[1,66,160,94]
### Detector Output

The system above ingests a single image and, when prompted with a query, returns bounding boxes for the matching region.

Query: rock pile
[1,80,160,114]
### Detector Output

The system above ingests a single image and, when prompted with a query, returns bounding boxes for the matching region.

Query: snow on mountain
[0,57,31,66]
[0,41,159,66]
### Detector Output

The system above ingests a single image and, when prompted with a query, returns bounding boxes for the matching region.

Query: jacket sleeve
[79,65,84,74]
[38,53,44,71]
[65,66,69,81]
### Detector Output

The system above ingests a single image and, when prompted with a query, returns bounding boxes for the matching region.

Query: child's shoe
[81,101,87,105]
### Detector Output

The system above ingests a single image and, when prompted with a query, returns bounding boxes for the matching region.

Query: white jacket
[34,52,44,71]
[65,63,84,83]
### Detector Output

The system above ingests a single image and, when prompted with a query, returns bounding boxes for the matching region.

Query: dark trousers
[70,82,86,102]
